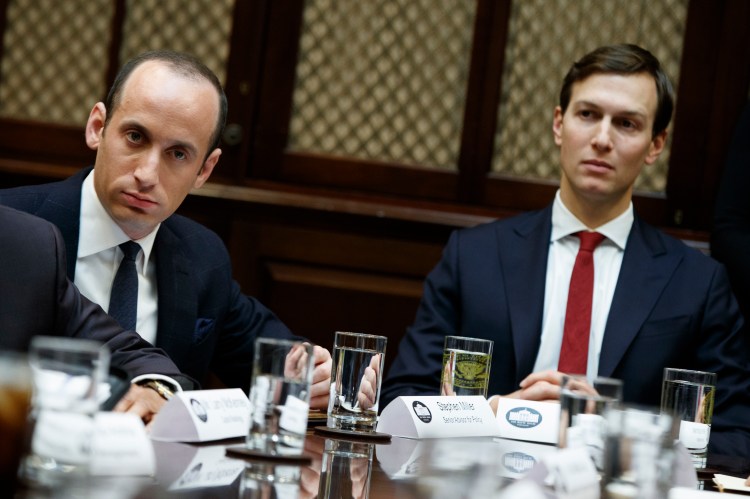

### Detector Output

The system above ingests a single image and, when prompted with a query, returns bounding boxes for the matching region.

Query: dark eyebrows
[571,100,648,122]
[118,119,199,157]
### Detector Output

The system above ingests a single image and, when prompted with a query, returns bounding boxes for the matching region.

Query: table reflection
[227,434,378,499]
[15,432,746,498]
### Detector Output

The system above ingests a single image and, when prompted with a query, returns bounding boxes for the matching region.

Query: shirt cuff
[130,374,183,392]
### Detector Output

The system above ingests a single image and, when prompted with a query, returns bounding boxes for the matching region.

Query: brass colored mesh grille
[492,0,688,193]
[288,0,476,170]
[119,0,235,84]
[0,0,114,126]
[0,0,233,128]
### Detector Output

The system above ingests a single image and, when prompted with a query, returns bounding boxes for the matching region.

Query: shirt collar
[79,170,159,266]
[551,190,633,250]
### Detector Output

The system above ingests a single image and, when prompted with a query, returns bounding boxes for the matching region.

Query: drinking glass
[246,338,314,456]
[600,405,676,499]
[558,375,623,471]
[0,351,32,491]
[18,336,109,487]
[660,367,716,467]
[327,332,387,432]
[440,336,493,397]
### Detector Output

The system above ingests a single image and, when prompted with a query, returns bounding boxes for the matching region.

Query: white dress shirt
[74,171,160,345]
[532,190,633,377]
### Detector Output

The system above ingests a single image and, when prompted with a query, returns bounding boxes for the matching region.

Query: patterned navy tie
[108,241,141,331]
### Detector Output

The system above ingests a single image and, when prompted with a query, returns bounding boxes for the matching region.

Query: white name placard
[495,398,560,444]
[91,412,155,476]
[150,388,250,442]
[377,396,500,439]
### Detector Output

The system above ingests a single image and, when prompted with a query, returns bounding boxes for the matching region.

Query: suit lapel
[34,169,90,279]
[498,207,552,382]
[598,217,682,377]
[153,224,197,362]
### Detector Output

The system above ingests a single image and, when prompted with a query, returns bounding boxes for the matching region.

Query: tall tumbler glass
[19,336,109,488]
[558,375,623,471]
[327,332,387,432]
[660,367,716,467]
[601,405,676,499]
[440,336,493,397]
[247,338,314,456]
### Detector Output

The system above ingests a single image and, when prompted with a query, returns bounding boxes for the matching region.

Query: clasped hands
[488,369,573,413]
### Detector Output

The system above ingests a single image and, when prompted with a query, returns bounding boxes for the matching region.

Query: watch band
[138,379,175,400]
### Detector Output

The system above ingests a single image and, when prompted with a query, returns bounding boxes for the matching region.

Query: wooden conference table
[15,431,750,498]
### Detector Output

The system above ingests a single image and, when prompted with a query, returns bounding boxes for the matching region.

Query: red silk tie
[558,231,606,375]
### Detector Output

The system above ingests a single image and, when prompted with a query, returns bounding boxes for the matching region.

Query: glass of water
[247,338,314,456]
[19,336,109,488]
[660,367,716,467]
[440,336,493,397]
[601,405,676,499]
[327,332,387,432]
[558,375,623,471]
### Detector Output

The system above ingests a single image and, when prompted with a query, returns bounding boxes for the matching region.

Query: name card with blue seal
[378,396,500,439]
[495,398,560,444]
[150,388,250,442]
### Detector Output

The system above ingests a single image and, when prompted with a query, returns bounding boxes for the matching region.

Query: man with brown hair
[382,44,750,456]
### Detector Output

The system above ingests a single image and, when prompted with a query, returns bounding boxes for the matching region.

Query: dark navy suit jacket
[0,204,192,388]
[382,205,750,456]
[0,167,295,391]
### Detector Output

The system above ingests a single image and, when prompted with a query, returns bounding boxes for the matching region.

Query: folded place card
[494,398,560,444]
[377,396,500,439]
[150,388,251,442]
[91,412,155,476]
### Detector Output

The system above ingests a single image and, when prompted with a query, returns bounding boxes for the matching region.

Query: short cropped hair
[559,44,674,137]
[104,50,228,154]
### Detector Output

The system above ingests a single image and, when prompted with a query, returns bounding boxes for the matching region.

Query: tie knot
[576,231,605,252]
[119,241,141,261]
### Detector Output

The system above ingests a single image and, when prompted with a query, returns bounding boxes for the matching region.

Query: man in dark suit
[0,203,193,420]
[0,50,332,407]
[381,44,750,455]
[712,100,750,346]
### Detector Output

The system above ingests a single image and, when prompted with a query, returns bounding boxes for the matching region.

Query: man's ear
[644,129,668,165]
[193,148,222,189]
[552,106,564,146]
[85,103,107,151]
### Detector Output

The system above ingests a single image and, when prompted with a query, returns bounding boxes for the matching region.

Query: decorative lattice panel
[119,0,235,84]
[288,0,476,170]
[0,0,114,126]
[493,0,688,193]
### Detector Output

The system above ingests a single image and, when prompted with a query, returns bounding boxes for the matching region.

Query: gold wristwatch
[138,379,175,400]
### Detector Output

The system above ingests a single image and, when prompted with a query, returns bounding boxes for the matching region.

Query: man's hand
[310,345,332,410]
[113,384,167,425]
[357,354,380,411]
[440,358,456,396]
[505,369,565,401]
